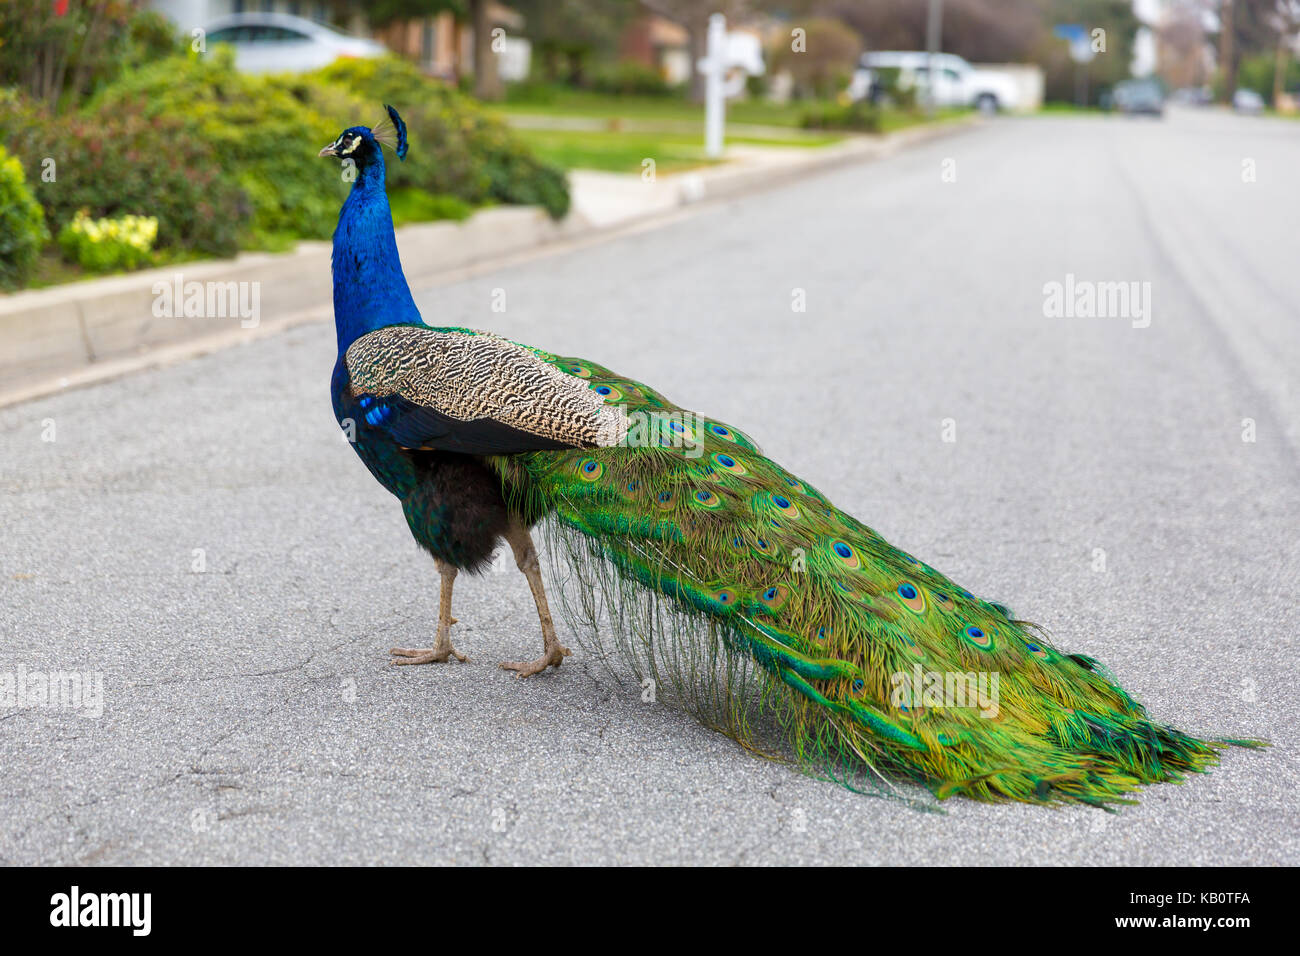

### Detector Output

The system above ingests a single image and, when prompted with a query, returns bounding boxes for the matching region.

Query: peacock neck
[331,158,422,354]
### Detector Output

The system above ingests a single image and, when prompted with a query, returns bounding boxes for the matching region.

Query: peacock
[322,107,1260,806]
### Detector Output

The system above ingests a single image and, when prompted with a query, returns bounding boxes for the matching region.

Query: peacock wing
[341,325,628,455]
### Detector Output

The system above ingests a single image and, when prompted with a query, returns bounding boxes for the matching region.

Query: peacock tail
[490,348,1262,807]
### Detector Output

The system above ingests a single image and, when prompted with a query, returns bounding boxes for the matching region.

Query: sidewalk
[0,116,980,407]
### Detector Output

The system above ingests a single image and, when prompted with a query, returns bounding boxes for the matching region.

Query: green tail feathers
[492,352,1262,806]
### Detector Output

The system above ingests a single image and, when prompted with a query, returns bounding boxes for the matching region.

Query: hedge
[0,144,48,289]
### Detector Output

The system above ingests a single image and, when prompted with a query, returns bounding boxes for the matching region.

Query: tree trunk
[470,0,502,101]
[1273,33,1287,108]
[687,19,706,103]
[1219,0,1236,104]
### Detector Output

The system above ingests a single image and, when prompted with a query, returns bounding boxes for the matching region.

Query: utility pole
[925,0,944,116]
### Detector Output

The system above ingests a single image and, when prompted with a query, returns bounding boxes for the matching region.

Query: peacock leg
[499,519,571,678]
[390,559,468,665]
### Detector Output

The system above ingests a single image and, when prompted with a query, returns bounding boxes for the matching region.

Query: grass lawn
[877,107,969,132]
[498,88,972,130]
[1034,102,1108,115]
[512,127,845,174]
[495,90,971,172]
[494,89,819,128]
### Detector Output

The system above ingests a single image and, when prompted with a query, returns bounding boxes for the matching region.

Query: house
[619,13,691,85]
[620,13,764,90]
[375,3,526,82]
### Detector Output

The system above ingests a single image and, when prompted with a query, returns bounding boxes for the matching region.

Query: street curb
[0,115,980,409]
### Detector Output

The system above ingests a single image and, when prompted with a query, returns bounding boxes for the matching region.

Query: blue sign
[1054,23,1095,63]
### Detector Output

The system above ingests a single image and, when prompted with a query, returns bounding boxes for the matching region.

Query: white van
[849,51,1021,113]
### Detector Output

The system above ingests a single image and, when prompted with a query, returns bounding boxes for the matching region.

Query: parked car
[848,51,1021,113]
[203,12,386,73]
[1112,79,1164,117]
[1170,86,1213,106]
[1233,88,1265,115]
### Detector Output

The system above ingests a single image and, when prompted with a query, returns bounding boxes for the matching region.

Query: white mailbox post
[699,13,728,159]
[696,13,763,158]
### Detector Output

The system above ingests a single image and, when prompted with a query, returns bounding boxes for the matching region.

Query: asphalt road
[2,109,1296,866]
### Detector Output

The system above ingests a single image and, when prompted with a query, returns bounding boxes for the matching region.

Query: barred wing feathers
[342,325,627,455]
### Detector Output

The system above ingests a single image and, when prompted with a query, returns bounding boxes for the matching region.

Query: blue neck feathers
[330,151,422,354]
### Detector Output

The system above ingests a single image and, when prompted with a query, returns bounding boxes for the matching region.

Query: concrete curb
[0,116,980,408]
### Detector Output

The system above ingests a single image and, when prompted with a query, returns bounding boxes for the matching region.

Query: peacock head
[318,104,408,169]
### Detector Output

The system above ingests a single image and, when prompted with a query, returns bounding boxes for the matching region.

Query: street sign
[1053,24,1096,64]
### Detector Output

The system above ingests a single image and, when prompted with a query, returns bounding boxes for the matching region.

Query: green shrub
[0,49,570,290]
[89,52,568,235]
[89,49,351,245]
[389,188,474,228]
[589,62,675,98]
[800,100,882,133]
[1237,53,1300,106]
[504,80,560,105]
[312,57,570,219]
[121,10,188,73]
[767,18,860,99]
[0,145,48,290]
[872,67,918,111]
[1,92,247,257]
[57,211,158,272]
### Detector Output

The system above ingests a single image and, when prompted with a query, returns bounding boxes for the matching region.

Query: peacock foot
[499,642,570,678]
[390,645,467,665]
[390,623,466,666]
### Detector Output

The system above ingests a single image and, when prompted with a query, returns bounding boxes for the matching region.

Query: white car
[1233,89,1265,115]
[849,51,1020,113]
[203,12,386,74]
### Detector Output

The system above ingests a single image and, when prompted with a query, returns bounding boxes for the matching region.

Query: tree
[1210,0,1284,101]
[1270,2,1300,104]
[364,0,504,101]
[367,0,464,27]
[1034,0,1141,106]
[1157,1,1213,90]
[469,0,500,99]
[0,0,164,113]
[823,0,1044,63]
[0,0,185,115]
[512,0,636,84]
[768,18,862,99]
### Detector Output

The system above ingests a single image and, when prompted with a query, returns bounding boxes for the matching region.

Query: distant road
[1,109,1294,865]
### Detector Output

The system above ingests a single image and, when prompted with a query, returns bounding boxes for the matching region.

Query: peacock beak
[318,144,338,157]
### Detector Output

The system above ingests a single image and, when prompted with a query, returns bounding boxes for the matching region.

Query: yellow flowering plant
[57,209,159,273]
